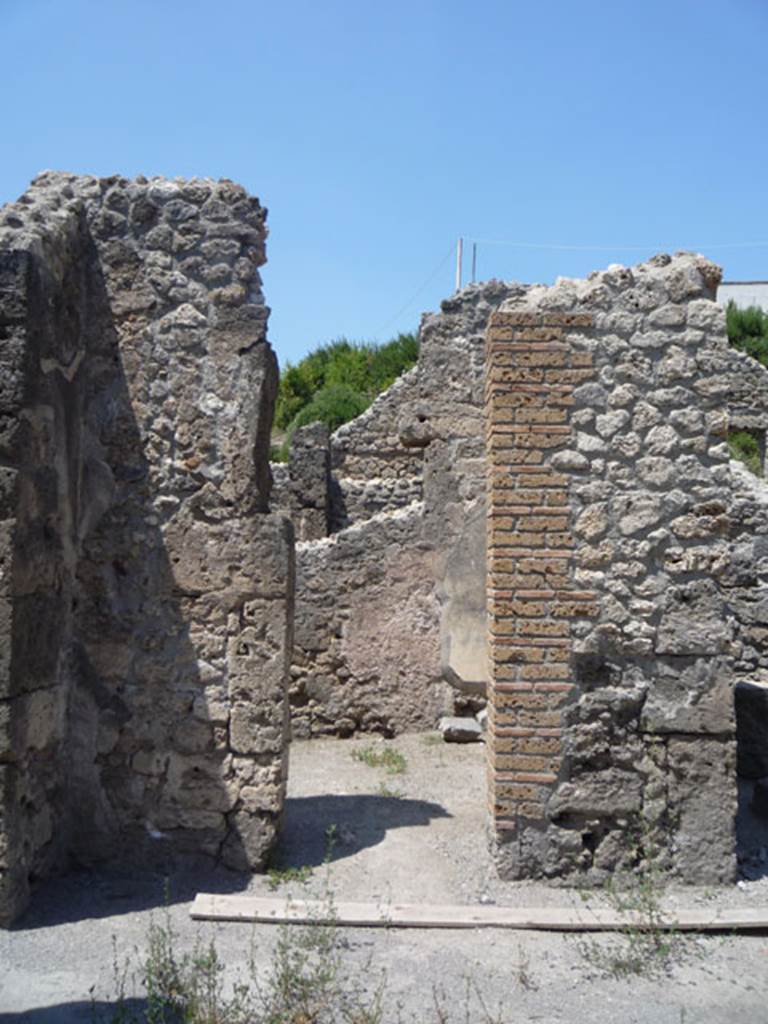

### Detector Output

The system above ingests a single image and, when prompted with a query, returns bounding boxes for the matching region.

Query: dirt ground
[1,733,767,1023]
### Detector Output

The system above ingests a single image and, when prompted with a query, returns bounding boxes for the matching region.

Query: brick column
[485,311,596,860]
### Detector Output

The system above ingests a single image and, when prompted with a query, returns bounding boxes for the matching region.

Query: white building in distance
[717,281,768,311]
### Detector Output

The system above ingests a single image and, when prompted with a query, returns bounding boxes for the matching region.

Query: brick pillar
[485,311,596,864]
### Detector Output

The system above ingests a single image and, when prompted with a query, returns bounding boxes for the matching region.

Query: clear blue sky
[2,0,767,368]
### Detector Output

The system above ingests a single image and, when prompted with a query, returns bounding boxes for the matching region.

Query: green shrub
[289,383,371,434]
[726,301,768,367]
[272,383,372,461]
[274,333,418,436]
[728,429,763,476]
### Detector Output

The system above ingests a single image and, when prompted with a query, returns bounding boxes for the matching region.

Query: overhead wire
[376,235,768,338]
[376,243,455,336]
[468,238,768,252]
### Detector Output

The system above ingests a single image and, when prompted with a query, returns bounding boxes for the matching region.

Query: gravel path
[2,733,767,1022]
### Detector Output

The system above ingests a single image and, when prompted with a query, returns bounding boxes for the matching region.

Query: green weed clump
[96,899,386,1024]
[266,864,313,891]
[351,745,407,775]
[728,428,763,476]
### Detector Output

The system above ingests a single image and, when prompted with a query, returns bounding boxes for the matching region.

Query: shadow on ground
[0,1000,145,1023]
[9,794,451,930]
[272,793,452,868]
[9,862,250,931]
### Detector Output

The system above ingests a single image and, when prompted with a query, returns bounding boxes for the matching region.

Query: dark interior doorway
[735,681,768,879]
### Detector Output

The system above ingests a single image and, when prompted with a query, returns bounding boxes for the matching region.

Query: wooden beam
[190,894,768,932]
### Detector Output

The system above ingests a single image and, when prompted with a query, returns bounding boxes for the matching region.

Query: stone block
[439,716,482,743]
[656,580,732,656]
[667,736,737,883]
[229,705,286,756]
[641,657,734,736]
[220,809,274,871]
[547,769,643,819]
[165,753,237,812]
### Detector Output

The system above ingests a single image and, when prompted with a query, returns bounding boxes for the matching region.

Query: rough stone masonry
[272,281,532,737]
[2,170,768,927]
[485,253,768,885]
[0,172,293,925]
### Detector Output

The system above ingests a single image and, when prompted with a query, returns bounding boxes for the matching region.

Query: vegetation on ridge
[272,333,418,460]
[726,300,768,367]
[726,302,768,476]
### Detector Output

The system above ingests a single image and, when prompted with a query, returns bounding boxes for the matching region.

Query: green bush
[273,383,372,461]
[274,333,418,437]
[728,429,763,476]
[726,301,768,366]
[290,383,371,434]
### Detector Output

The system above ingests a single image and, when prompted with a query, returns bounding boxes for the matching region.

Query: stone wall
[0,173,293,925]
[270,422,330,541]
[486,254,741,885]
[726,464,768,683]
[287,281,530,736]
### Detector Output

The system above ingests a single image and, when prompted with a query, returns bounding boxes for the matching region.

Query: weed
[352,744,407,775]
[266,864,313,891]
[576,821,697,980]
[96,892,385,1024]
[95,887,515,1024]
[729,428,763,476]
[430,977,508,1024]
[421,732,443,748]
[513,943,534,991]
[324,822,338,859]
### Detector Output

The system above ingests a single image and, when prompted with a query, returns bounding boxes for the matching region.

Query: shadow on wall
[4,208,261,923]
[272,793,452,868]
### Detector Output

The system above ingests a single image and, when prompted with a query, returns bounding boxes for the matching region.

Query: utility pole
[455,237,463,292]
[471,242,477,283]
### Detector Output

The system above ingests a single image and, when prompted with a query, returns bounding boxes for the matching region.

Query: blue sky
[2,0,767,367]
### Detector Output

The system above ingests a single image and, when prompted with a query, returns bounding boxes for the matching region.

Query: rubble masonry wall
[486,254,745,884]
[0,173,293,925]
[286,282,530,736]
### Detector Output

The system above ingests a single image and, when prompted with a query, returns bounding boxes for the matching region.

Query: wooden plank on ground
[190,894,768,932]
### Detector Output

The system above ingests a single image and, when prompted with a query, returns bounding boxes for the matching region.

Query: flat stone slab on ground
[438,716,482,743]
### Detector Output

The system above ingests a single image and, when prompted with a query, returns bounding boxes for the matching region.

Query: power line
[467,238,768,252]
[376,244,455,336]
[378,234,768,340]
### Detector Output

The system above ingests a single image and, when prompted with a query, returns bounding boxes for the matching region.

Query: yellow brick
[517,619,570,638]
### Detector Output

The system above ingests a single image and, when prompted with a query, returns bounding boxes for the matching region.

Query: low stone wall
[290,504,447,736]
[270,422,330,541]
[331,475,423,531]
[486,254,739,884]
[330,369,424,484]
[0,173,293,925]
